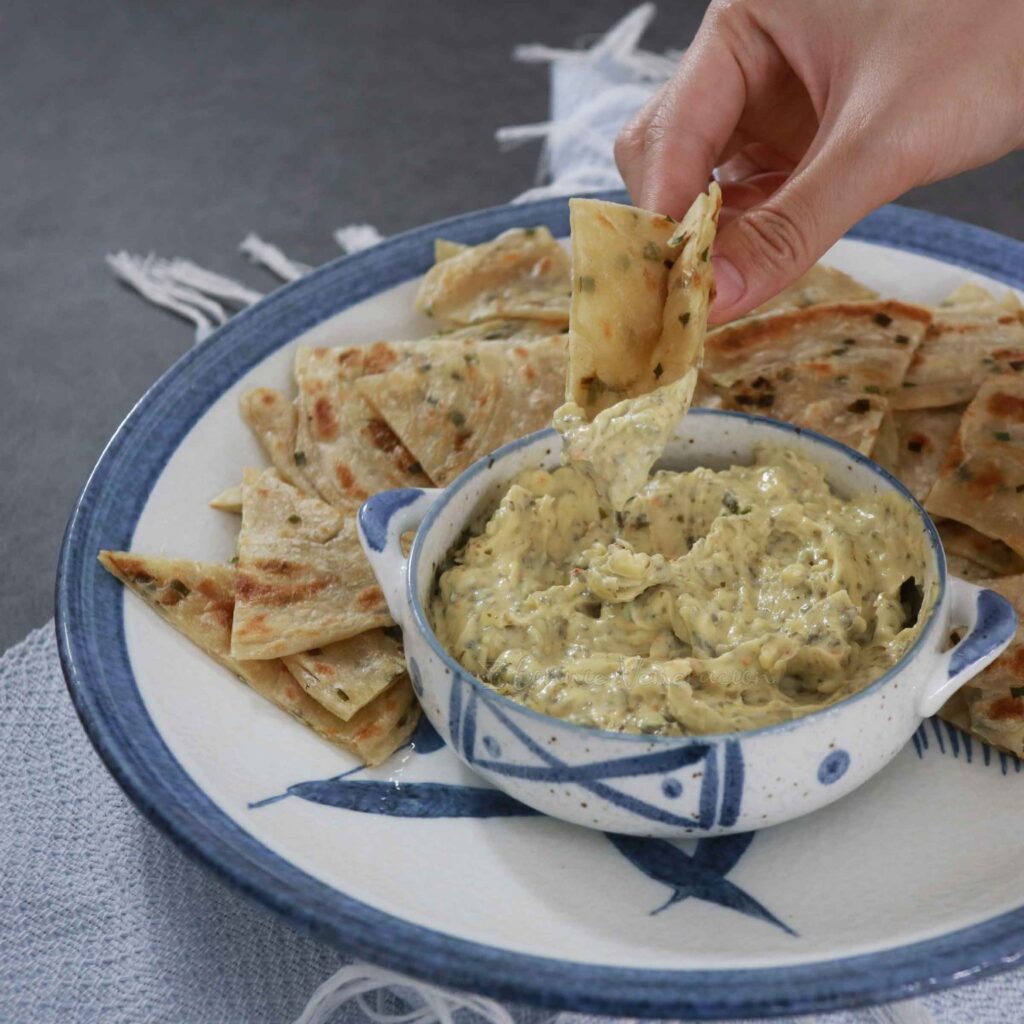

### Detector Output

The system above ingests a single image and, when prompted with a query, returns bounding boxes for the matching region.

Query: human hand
[615,0,1024,322]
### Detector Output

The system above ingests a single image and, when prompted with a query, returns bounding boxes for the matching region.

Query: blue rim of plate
[56,192,1024,1020]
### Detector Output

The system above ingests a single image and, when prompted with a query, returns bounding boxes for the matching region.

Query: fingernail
[711,256,745,315]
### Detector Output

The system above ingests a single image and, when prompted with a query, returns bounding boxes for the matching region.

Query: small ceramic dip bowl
[358,410,1016,837]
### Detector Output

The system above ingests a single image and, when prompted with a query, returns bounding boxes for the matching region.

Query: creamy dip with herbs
[430,446,934,735]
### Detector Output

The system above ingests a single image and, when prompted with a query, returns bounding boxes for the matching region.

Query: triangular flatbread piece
[925,376,1024,559]
[358,335,567,486]
[889,406,966,501]
[703,301,931,385]
[937,520,1024,577]
[97,551,418,764]
[891,310,1024,410]
[231,468,391,659]
[240,387,315,493]
[282,629,407,721]
[415,226,570,328]
[744,262,878,317]
[209,483,244,513]
[293,345,433,508]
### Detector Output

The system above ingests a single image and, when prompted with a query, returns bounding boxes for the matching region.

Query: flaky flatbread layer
[98,551,417,764]
[281,629,407,721]
[416,226,570,328]
[358,334,567,486]
[925,375,1024,560]
[231,468,391,660]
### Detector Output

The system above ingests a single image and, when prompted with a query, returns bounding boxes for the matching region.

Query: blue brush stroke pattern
[911,719,1021,774]
[250,722,788,932]
[255,778,540,818]
[606,834,795,936]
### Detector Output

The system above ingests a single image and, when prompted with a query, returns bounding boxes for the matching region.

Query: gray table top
[3,0,1022,650]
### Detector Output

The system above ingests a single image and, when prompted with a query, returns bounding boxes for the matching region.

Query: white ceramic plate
[57,196,1024,1019]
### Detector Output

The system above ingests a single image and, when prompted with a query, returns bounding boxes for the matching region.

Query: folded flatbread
[925,375,1024,560]
[98,551,417,764]
[566,186,721,417]
[358,334,567,486]
[231,468,391,660]
[415,226,570,328]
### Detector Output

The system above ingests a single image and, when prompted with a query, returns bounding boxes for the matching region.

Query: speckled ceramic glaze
[360,412,1016,837]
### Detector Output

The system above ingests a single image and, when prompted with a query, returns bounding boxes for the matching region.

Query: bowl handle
[916,576,1018,718]
[357,487,444,628]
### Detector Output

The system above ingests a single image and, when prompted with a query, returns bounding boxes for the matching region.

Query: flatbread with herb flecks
[566,191,720,417]
[649,184,722,389]
[357,334,567,486]
[891,310,1024,410]
[937,520,1024,577]
[940,574,1024,757]
[294,345,432,508]
[240,387,315,493]
[745,263,878,317]
[925,376,1024,559]
[415,226,570,328]
[97,551,418,764]
[701,364,892,455]
[890,405,966,502]
[282,629,407,721]
[703,301,931,386]
[231,468,391,660]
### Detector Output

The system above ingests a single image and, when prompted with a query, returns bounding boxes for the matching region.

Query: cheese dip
[430,446,934,736]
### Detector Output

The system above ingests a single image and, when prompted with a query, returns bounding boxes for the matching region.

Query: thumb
[708,140,895,323]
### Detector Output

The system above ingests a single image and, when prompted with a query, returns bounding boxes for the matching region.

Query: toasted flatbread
[889,406,966,501]
[566,189,720,417]
[209,484,244,513]
[652,184,722,387]
[925,376,1024,559]
[891,310,1024,410]
[358,335,567,486]
[294,345,433,508]
[746,263,878,317]
[940,574,1024,757]
[231,468,391,660]
[944,553,994,581]
[281,629,406,721]
[240,387,316,493]
[937,520,1024,577]
[703,301,931,386]
[97,551,417,764]
[937,282,1022,314]
[415,226,570,328]
[429,318,564,342]
[434,238,469,263]
[699,360,892,455]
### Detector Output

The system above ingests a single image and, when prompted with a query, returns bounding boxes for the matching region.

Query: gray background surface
[3,0,1022,648]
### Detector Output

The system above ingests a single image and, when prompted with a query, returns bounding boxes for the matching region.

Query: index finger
[617,27,748,217]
